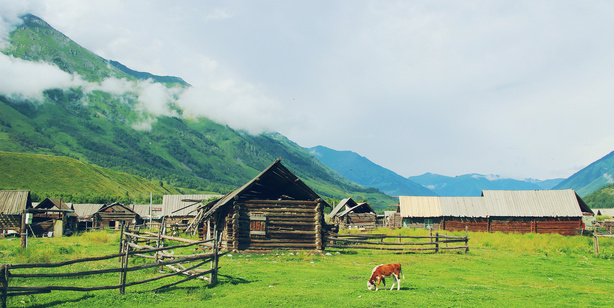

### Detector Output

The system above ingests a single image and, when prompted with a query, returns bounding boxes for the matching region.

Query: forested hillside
[0,14,397,210]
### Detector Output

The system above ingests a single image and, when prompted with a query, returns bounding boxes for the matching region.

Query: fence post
[119,236,130,294]
[1,265,7,308]
[465,226,469,253]
[435,233,439,253]
[211,229,219,285]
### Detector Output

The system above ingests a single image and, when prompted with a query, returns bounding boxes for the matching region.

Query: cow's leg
[375,277,381,291]
[390,274,400,291]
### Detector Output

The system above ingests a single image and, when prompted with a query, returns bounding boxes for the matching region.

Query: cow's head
[367,280,375,290]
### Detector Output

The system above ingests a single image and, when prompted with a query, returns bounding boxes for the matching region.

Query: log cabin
[399,190,593,236]
[194,158,330,252]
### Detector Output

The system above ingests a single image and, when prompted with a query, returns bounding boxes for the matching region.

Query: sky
[2,0,614,180]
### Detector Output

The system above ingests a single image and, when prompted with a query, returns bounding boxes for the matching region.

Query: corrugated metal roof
[440,197,487,218]
[0,190,32,215]
[72,204,104,217]
[482,190,583,217]
[162,194,221,217]
[130,204,162,217]
[593,208,614,216]
[399,190,586,218]
[399,196,441,217]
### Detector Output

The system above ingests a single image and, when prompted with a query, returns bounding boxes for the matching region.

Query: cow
[367,263,404,291]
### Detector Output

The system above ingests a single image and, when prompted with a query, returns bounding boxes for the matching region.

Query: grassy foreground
[1,229,613,307]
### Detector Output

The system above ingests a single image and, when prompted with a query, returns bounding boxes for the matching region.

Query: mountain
[308,146,565,197]
[409,173,564,197]
[553,151,614,197]
[308,146,435,196]
[0,14,397,210]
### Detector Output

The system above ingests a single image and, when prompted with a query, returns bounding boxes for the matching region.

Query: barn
[0,190,32,235]
[72,204,104,231]
[328,198,376,230]
[194,158,330,252]
[399,189,593,236]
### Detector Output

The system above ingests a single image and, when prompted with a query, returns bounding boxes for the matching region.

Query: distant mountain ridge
[310,145,564,197]
[308,146,434,196]
[409,173,564,197]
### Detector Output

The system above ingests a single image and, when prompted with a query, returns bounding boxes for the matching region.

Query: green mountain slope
[554,151,614,197]
[0,151,180,203]
[0,14,396,210]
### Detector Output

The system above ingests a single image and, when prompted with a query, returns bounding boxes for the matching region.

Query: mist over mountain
[0,14,396,210]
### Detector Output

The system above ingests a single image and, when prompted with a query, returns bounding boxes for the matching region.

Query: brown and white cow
[367,263,404,291]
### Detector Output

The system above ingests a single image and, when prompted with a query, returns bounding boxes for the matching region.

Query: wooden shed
[72,204,104,231]
[399,190,593,236]
[162,194,221,225]
[90,202,142,230]
[194,158,330,252]
[0,190,32,235]
[30,198,77,237]
[328,198,376,230]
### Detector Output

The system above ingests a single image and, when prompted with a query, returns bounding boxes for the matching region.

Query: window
[249,213,267,236]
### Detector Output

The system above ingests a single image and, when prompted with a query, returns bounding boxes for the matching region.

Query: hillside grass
[1,229,613,307]
[0,151,181,203]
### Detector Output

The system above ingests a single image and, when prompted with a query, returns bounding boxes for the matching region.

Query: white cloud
[4,1,614,180]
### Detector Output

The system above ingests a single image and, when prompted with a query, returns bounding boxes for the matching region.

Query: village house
[399,189,593,236]
[193,158,330,252]
[31,198,77,237]
[328,197,377,230]
[0,190,32,236]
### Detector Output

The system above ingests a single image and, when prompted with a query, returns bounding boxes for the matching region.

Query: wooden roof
[0,190,32,215]
[200,158,329,221]
[328,197,374,219]
[162,194,221,217]
[35,198,73,211]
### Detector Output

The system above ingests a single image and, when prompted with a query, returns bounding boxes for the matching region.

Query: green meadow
[1,228,612,307]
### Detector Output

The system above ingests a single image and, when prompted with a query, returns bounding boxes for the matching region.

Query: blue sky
[2,0,614,180]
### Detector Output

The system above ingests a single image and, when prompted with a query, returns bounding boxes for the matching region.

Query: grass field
[1,229,613,307]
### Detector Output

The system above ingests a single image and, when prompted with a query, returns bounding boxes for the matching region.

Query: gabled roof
[98,202,138,215]
[200,158,329,220]
[0,190,32,215]
[481,190,592,217]
[329,197,375,219]
[35,198,73,211]
[399,189,592,218]
[72,204,104,218]
[593,208,614,216]
[162,194,221,217]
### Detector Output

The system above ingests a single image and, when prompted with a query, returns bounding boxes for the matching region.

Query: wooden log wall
[342,213,376,230]
[442,217,582,236]
[236,200,320,251]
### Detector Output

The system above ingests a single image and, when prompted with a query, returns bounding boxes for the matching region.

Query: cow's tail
[400,267,405,280]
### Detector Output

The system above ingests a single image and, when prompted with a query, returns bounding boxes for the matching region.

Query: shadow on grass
[22,294,95,308]
[152,274,253,294]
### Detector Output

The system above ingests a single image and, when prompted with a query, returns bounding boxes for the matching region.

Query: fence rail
[0,223,223,308]
[326,231,469,253]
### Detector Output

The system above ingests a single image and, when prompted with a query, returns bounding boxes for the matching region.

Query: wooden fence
[326,230,469,253]
[0,223,224,308]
